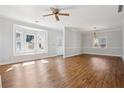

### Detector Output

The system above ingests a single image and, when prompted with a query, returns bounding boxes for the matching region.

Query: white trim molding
[0,54,58,65]
[13,24,48,56]
[82,52,122,57]
[82,47,122,58]
[64,47,83,58]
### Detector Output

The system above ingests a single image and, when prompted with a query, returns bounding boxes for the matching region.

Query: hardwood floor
[0,54,124,88]
[0,75,2,88]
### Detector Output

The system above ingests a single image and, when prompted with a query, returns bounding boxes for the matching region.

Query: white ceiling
[0,5,123,31]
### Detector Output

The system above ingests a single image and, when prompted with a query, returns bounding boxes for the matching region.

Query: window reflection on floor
[90,57,109,71]
[5,67,14,72]
[22,61,35,66]
[41,60,49,63]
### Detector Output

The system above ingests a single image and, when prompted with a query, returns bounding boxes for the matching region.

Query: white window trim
[15,30,23,51]
[13,24,48,56]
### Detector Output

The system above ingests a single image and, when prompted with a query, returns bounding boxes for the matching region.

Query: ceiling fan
[118,5,123,13]
[42,7,70,21]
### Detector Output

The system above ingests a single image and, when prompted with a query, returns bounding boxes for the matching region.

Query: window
[92,32,107,48]
[98,37,107,48]
[16,31,23,51]
[13,24,48,55]
[25,34,35,50]
[37,33,46,50]
[93,37,107,48]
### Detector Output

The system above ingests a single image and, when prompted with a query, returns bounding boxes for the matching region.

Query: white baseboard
[63,52,83,58]
[64,52,122,58]
[82,52,122,57]
[0,52,122,65]
[0,54,58,65]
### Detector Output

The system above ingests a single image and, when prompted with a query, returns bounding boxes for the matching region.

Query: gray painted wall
[64,27,83,57]
[64,27,122,58]
[0,17,62,65]
[0,17,123,65]
[82,28,122,56]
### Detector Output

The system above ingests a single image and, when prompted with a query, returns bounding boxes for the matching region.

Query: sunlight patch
[41,60,49,63]
[5,67,13,72]
[22,61,35,66]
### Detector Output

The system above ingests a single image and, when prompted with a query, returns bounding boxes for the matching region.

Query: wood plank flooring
[0,75,2,88]
[0,54,124,88]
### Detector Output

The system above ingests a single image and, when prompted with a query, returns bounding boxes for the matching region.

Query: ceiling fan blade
[42,14,54,17]
[50,7,56,11]
[58,13,69,16]
[55,14,59,21]
[50,7,59,13]
[118,5,123,13]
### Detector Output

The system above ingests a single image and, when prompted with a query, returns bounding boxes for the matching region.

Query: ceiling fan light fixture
[43,7,70,21]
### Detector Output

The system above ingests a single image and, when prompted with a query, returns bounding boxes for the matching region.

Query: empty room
[0,5,124,88]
